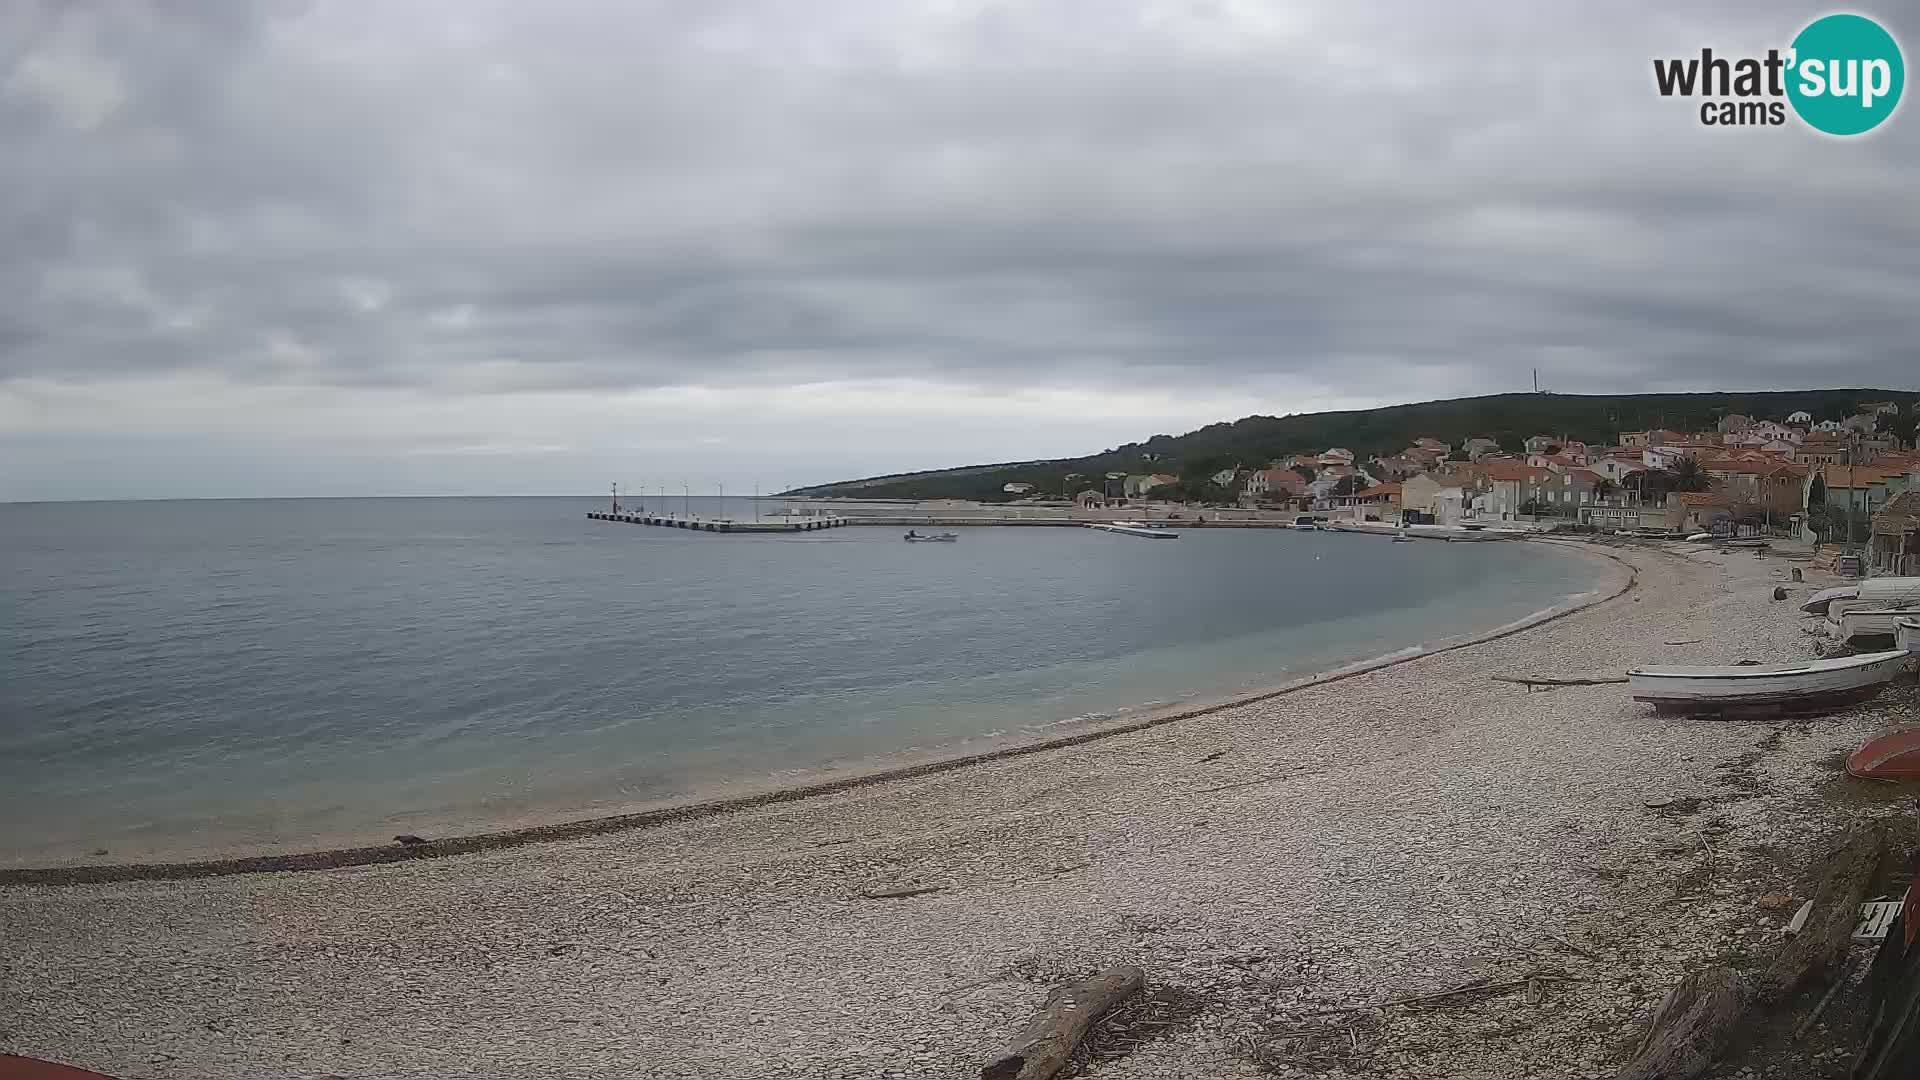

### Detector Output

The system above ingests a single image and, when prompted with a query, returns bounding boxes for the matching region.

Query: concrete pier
[587,512,848,533]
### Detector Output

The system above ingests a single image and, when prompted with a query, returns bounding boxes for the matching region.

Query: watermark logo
[1653,12,1904,134]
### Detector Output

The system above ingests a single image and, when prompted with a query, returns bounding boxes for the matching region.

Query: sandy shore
[4,542,1916,1079]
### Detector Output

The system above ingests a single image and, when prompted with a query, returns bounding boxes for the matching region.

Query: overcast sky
[3,1,1916,500]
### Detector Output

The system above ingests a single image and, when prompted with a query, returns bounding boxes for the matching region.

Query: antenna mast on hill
[1533,368,1538,394]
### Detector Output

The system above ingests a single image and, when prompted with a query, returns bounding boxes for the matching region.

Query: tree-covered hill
[790,388,1917,502]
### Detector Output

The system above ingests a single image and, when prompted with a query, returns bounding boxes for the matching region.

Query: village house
[1330,481,1401,519]
[1717,414,1754,434]
[1210,467,1240,487]
[1401,446,1445,470]
[1316,447,1356,467]
[1674,492,1736,533]
[1473,462,1601,519]
[1700,458,1808,520]
[1462,437,1501,460]
[1522,434,1561,454]
[1398,473,1466,525]
[1075,489,1114,509]
[1001,482,1035,495]
[1805,465,1908,522]
[1372,454,1424,479]
[1869,491,1920,576]
[1123,473,1177,499]
[1579,494,1684,533]
[1787,410,1813,426]
[1797,433,1851,466]
[1242,468,1306,503]
[1812,419,1846,434]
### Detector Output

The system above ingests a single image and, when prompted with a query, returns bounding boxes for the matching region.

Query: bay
[0,497,1602,862]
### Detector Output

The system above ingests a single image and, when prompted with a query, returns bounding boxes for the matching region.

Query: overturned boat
[1802,585,1858,616]
[1849,728,1920,781]
[1628,650,1910,715]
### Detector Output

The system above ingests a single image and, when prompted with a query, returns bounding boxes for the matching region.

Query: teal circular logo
[1787,14,1904,135]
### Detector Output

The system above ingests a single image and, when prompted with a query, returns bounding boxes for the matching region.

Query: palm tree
[1668,455,1710,493]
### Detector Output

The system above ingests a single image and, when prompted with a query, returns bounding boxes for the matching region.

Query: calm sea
[0,498,1602,863]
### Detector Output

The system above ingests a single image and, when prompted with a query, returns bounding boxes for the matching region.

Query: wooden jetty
[587,512,847,534]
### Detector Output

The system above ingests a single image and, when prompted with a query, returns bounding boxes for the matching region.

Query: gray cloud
[2,0,1918,497]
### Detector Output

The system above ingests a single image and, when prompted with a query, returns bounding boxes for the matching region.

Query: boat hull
[1629,650,1910,715]
[1832,608,1920,644]
[1900,618,1920,656]
[1849,728,1920,780]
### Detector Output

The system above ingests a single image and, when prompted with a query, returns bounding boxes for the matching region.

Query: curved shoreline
[0,540,1636,887]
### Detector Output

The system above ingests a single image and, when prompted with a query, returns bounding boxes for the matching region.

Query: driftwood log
[1614,823,1889,1080]
[1753,823,1886,1006]
[1491,675,1630,692]
[1616,967,1749,1080]
[981,965,1145,1080]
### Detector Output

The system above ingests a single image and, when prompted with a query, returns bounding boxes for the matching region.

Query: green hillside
[792,388,1917,502]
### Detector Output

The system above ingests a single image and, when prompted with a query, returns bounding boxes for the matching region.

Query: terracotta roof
[1820,466,1905,488]
[1567,469,1604,485]
[1872,491,1920,533]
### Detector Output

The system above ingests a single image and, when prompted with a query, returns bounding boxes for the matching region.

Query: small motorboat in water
[903,531,958,543]
[1628,650,1910,715]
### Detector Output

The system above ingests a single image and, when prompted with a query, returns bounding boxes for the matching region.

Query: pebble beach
[4,541,1915,1079]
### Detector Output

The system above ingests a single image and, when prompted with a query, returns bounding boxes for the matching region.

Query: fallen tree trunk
[981,965,1145,1080]
[1614,822,1889,1080]
[1753,822,1886,1006]
[1615,966,1749,1080]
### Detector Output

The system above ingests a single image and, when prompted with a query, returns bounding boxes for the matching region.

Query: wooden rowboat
[1627,650,1910,714]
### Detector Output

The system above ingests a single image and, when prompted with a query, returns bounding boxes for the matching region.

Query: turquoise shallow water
[0,497,1603,862]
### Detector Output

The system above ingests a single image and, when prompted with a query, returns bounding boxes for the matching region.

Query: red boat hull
[1849,728,1920,781]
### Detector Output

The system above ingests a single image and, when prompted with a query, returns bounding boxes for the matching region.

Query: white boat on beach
[1289,516,1319,531]
[1829,607,1920,644]
[1899,617,1920,656]
[1802,585,1858,615]
[1628,650,1910,714]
